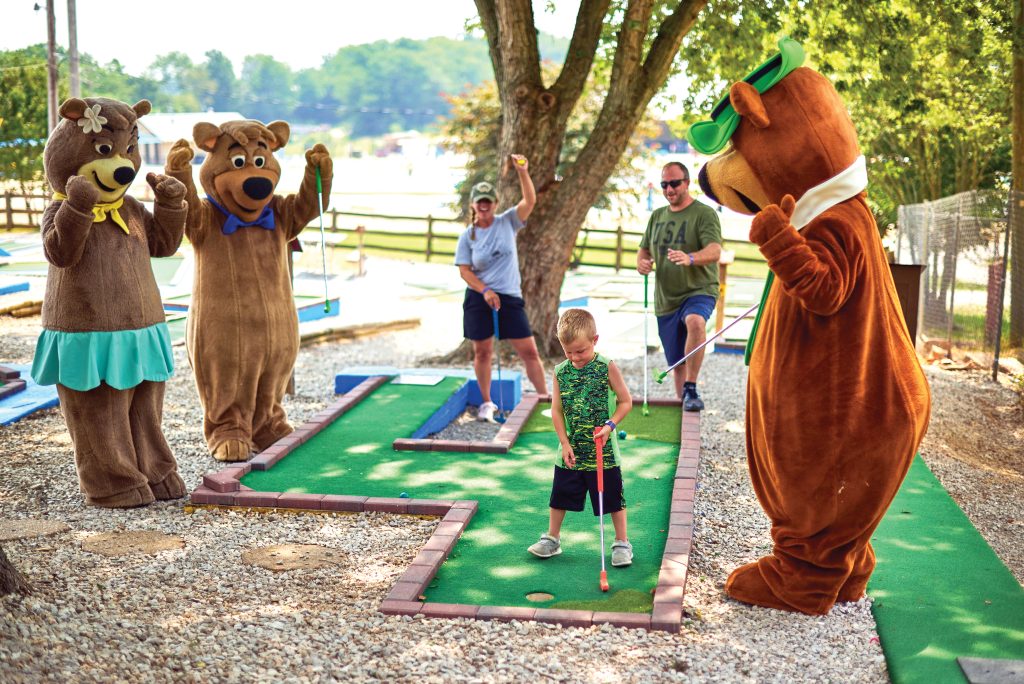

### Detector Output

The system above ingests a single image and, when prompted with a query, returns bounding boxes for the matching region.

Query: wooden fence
[3,190,764,274]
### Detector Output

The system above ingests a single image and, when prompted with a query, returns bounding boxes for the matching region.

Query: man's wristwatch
[688,253,695,266]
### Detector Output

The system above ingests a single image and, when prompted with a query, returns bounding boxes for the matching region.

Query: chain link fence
[894,189,1022,377]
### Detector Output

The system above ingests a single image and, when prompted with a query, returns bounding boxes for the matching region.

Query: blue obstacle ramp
[0,364,59,426]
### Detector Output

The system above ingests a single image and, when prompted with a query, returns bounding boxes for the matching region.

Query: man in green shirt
[637,162,722,410]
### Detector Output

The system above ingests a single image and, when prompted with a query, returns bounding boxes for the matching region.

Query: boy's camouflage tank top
[554,353,621,471]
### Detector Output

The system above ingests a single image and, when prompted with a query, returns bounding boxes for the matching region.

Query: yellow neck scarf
[52,192,129,235]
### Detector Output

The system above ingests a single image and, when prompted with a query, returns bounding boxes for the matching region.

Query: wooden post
[716,250,735,333]
[4,192,12,230]
[45,0,58,134]
[67,0,80,97]
[615,225,623,272]
[425,215,434,262]
[356,225,366,277]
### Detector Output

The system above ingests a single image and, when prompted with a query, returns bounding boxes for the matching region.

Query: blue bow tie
[206,195,276,235]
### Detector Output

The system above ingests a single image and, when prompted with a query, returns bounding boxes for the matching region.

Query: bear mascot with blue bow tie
[165,121,332,461]
[689,39,930,614]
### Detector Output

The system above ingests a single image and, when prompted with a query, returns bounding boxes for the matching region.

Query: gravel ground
[1,300,1021,683]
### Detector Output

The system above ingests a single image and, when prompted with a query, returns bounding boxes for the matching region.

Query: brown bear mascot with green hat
[690,39,930,614]
[164,122,332,462]
[31,97,189,508]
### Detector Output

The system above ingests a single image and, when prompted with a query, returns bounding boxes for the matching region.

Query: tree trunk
[1010,0,1024,347]
[0,545,31,596]
[476,0,707,356]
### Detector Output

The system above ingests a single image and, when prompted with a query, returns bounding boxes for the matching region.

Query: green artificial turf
[869,456,1024,683]
[241,379,682,612]
[522,402,682,445]
[242,377,467,494]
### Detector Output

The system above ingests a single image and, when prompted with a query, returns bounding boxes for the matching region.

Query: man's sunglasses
[660,179,687,189]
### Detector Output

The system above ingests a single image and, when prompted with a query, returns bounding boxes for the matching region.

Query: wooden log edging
[188,389,701,634]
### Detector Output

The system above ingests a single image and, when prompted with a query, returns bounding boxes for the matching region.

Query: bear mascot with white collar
[690,39,930,614]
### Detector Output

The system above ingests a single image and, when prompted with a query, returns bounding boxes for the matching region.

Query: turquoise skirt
[31,323,174,391]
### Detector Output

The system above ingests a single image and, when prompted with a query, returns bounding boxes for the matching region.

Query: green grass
[240,378,682,612]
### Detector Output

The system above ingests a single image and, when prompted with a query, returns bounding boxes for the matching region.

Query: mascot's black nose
[243,177,274,201]
[113,166,136,186]
[697,165,719,205]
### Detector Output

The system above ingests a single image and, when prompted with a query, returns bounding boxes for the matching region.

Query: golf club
[315,166,330,313]
[595,429,609,592]
[491,307,506,424]
[653,301,760,384]
[642,273,650,416]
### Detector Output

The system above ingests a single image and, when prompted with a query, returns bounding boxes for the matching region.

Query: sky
[2,0,580,75]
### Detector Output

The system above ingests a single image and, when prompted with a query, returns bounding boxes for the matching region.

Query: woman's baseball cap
[470,181,497,203]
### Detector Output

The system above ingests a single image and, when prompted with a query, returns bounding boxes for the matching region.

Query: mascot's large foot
[150,472,187,501]
[86,483,155,508]
[836,577,868,603]
[725,562,803,613]
[212,439,251,462]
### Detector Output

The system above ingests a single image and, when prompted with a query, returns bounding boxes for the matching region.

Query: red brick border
[188,387,700,633]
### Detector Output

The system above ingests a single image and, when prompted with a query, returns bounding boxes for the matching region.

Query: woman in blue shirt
[454,154,547,422]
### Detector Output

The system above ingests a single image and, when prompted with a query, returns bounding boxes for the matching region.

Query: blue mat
[0,278,30,296]
[0,363,59,426]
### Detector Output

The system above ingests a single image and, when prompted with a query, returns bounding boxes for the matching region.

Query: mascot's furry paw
[150,471,187,500]
[749,194,796,244]
[725,561,800,613]
[213,439,252,462]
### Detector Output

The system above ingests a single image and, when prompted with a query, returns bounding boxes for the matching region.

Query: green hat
[687,37,805,155]
[470,181,497,203]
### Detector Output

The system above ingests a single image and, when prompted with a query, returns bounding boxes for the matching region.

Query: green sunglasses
[687,37,805,155]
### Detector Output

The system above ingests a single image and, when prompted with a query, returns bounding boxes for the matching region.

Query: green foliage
[440,64,656,221]
[675,0,1012,228]
[0,46,49,187]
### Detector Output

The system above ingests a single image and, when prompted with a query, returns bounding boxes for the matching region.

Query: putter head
[600,570,609,592]
[641,402,650,416]
[653,369,668,385]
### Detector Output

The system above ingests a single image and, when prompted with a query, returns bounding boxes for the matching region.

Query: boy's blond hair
[557,308,597,345]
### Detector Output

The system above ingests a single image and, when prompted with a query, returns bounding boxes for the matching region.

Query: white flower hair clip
[77,104,107,135]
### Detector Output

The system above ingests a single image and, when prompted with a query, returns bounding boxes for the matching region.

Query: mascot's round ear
[58,98,89,120]
[193,123,222,153]
[730,81,771,129]
[132,100,152,118]
[266,121,290,151]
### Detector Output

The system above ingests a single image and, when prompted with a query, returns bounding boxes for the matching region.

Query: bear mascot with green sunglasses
[690,39,930,615]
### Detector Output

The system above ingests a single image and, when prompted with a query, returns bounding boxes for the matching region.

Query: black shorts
[549,466,626,516]
[463,289,534,341]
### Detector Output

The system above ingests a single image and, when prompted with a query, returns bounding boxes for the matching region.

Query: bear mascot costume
[31,97,189,508]
[164,122,332,461]
[689,39,931,614]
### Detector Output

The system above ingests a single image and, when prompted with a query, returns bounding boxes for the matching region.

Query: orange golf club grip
[594,430,605,492]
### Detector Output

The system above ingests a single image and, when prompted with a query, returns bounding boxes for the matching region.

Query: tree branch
[638,0,708,102]
[607,0,655,106]
[495,0,543,91]
[474,0,504,90]
[550,0,612,118]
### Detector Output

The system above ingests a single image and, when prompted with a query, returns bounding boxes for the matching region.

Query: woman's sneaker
[477,401,498,423]
[611,540,633,567]
[527,534,562,558]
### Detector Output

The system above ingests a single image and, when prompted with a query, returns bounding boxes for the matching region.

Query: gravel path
[1,298,1020,683]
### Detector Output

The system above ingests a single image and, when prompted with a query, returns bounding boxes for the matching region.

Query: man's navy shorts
[656,294,717,366]
[549,466,626,516]
[463,289,533,341]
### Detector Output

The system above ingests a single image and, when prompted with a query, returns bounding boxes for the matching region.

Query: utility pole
[44,0,58,133]
[67,0,79,97]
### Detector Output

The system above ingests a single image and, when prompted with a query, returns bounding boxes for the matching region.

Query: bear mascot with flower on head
[164,122,332,462]
[31,97,188,508]
[689,39,931,614]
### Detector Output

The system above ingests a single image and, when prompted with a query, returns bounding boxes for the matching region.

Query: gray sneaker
[611,540,633,567]
[527,534,562,559]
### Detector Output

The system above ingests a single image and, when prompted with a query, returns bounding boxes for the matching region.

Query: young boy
[527,308,634,566]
